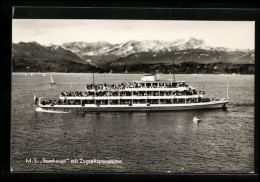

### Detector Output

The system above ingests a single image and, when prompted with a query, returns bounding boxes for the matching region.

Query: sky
[12,19,255,50]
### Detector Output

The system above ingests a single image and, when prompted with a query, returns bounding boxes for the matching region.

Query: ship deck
[37,99,230,112]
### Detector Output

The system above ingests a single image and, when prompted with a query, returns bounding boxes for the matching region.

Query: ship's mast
[226,77,229,99]
[93,72,96,104]
[93,72,95,85]
[172,59,175,81]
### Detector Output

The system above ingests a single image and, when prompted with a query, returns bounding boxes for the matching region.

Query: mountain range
[12,42,98,72]
[12,41,85,64]
[61,37,254,66]
[12,38,255,73]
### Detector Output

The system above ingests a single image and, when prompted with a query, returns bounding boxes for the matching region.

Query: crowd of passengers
[85,82,187,90]
[60,89,204,97]
[40,97,216,106]
[40,99,67,106]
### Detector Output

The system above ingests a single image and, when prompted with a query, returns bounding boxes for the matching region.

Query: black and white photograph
[11,16,255,173]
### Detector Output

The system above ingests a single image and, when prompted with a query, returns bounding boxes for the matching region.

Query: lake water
[11,73,254,173]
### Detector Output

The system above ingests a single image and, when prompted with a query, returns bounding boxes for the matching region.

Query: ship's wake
[35,107,71,113]
[231,103,254,107]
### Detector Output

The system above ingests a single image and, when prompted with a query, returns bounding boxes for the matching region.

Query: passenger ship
[35,75,230,113]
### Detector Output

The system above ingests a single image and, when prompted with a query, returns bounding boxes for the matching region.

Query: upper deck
[86,75,189,91]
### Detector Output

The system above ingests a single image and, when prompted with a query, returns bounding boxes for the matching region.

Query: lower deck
[37,99,229,113]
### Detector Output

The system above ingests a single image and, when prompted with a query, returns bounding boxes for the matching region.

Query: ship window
[133,91,138,96]
[178,99,185,103]
[88,91,94,96]
[133,99,146,104]
[160,99,173,104]
[146,83,151,87]
[148,99,159,104]
[120,99,132,105]
[153,91,159,96]
[166,91,172,96]
[159,83,164,86]
[110,100,119,105]
[120,91,131,96]
[68,100,75,105]
[138,83,145,87]
[160,91,167,96]
[68,100,81,105]
[171,83,177,87]
[111,91,119,96]
[83,100,94,104]
[147,91,153,96]
[96,100,108,105]
[138,91,146,96]
[152,83,158,87]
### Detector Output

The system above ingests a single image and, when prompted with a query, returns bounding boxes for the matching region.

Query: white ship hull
[37,99,229,113]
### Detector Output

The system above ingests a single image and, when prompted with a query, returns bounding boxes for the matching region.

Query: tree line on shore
[109,62,254,74]
[12,58,254,74]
